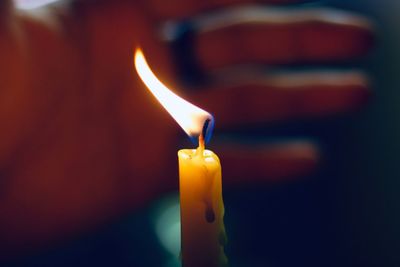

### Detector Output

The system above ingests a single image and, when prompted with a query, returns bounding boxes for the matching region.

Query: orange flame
[134,48,214,142]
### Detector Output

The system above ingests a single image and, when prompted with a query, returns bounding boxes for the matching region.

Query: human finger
[144,0,312,20]
[188,71,369,128]
[190,7,374,69]
[215,140,318,184]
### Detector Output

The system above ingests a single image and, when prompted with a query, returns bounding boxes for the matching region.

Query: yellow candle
[134,48,227,266]
[179,137,227,267]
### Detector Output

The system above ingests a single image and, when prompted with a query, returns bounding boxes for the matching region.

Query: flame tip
[134,48,214,143]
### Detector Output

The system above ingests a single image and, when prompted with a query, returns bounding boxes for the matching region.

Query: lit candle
[134,48,227,267]
[178,135,227,267]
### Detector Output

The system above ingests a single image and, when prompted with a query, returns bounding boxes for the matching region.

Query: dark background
[5,0,400,266]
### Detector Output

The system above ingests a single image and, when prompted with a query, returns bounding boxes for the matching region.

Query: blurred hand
[0,0,372,258]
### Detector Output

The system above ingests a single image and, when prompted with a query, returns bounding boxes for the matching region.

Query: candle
[179,135,227,267]
[134,48,227,266]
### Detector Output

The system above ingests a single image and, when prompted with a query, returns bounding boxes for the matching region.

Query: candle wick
[195,134,205,157]
[198,118,210,151]
[199,134,205,150]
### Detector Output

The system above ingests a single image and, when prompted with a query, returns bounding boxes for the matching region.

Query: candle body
[178,148,227,267]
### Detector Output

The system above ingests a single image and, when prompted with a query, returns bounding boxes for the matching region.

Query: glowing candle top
[134,48,214,144]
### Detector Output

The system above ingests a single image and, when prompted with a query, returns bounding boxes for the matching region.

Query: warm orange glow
[134,48,213,140]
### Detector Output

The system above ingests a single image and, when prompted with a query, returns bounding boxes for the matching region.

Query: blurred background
[5,0,400,266]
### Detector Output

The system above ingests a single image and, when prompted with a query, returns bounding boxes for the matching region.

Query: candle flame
[134,48,214,144]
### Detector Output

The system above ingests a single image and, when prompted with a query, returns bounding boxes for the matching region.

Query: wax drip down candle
[178,134,227,267]
[134,48,227,267]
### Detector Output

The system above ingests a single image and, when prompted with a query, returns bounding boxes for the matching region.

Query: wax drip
[205,204,216,223]
[198,133,228,265]
[196,134,216,223]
